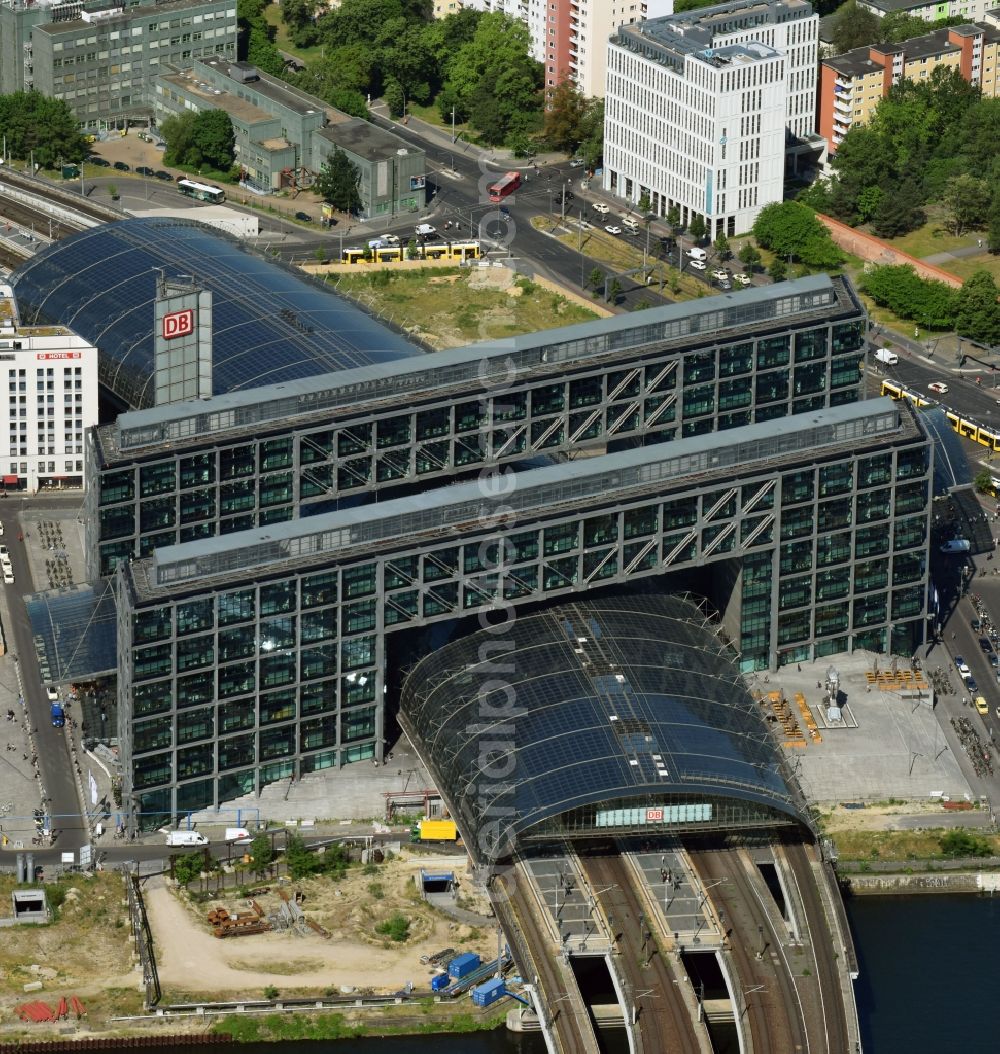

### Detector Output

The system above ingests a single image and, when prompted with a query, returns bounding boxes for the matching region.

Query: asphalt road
[0,504,87,849]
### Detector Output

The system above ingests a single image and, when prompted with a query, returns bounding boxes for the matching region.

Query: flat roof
[197,55,324,118]
[315,121,420,163]
[131,397,918,598]
[824,22,999,76]
[35,0,228,33]
[101,273,862,459]
[160,70,274,126]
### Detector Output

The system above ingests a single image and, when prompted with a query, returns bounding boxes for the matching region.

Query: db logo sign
[162,309,195,340]
[646,808,664,822]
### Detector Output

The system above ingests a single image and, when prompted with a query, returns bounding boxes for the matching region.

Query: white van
[165,830,209,847]
[686,247,707,261]
[874,348,898,365]
[940,539,971,554]
[224,827,252,845]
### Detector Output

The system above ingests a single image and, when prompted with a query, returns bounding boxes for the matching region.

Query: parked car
[569,157,585,168]
[955,656,970,674]
[690,259,707,270]
[137,132,152,143]
[46,686,59,702]
[50,702,65,728]
[592,202,610,215]
[972,616,983,632]
[990,653,999,668]
[967,676,979,693]
[89,156,111,168]
[605,225,622,235]
[113,161,130,172]
[154,170,172,181]
[979,637,993,652]
[711,268,728,281]
[295,211,313,223]
[0,520,4,536]
[733,273,752,286]
[136,166,154,177]
[975,696,989,716]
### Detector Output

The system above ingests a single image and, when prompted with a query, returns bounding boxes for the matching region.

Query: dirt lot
[315,266,601,348]
[148,851,495,1000]
[0,872,142,1028]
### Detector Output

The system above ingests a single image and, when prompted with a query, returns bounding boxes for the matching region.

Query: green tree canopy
[860,263,958,329]
[0,91,87,169]
[544,78,588,152]
[945,173,992,235]
[315,146,363,213]
[955,270,1000,345]
[751,201,843,269]
[162,110,235,172]
[238,0,285,74]
[688,214,706,242]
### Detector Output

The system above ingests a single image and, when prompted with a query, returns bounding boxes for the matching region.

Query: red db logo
[162,309,195,340]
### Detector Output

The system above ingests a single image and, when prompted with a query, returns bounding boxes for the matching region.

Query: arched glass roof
[400,594,806,863]
[10,218,419,409]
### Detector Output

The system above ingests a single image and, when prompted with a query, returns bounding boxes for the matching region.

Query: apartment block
[462,0,673,97]
[860,0,998,23]
[820,22,1000,153]
[604,0,821,237]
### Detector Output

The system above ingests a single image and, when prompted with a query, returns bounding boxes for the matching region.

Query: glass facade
[89,307,866,575]
[116,400,931,820]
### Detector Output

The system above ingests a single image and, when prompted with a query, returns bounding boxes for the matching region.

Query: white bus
[177,179,225,204]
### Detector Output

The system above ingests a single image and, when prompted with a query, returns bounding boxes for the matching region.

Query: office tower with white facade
[604,0,820,236]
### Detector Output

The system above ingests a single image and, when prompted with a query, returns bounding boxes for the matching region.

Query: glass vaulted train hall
[9,218,420,410]
[398,595,812,864]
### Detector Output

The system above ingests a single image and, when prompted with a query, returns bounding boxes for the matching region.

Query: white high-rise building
[0,285,98,494]
[604,0,820,237]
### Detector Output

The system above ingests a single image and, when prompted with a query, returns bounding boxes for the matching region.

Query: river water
[155,893,997,1054]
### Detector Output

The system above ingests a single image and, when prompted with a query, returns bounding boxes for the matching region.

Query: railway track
[783,839,850,1054]
[687,842,809,1054]
[581,850,703,1054]
[497,865,601,1054]
[0,166,120,226]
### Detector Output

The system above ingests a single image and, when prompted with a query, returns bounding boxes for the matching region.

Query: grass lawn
[882,209,980,259]
[932,253,1000,283]
[832,827,1000,864]
[328,267,600,348]
[531,216,717,303]
[263,2,325,63]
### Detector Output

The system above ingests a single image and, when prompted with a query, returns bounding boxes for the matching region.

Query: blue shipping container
[448,952,481,979]
[472,978,506,1007]
[431,972,450,992]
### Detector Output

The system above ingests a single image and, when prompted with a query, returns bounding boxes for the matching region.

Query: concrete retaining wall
[816,213,963,289]
[842,870,1000,894]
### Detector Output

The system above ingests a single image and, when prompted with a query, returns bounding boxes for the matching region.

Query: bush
[375,913,410,942]
[173,851,205,887]
[939,828,992,858]
[860,264,957,329]
[751,201,843,269]
[368,881,385,900]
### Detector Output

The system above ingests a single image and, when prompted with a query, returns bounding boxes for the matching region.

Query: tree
[384,77,406,118]
[989,195,1000,254]
[544,78,588,152]
[713,232,731,261]
[172,851,204,887]
[752,201,843,269]
[945,173,992,235]
[191,110,235,172]
[576,97,604,171]
[829,0,882,52]
[666,205,682,232]
[637,192,651,215]
[589,267,604,295]
[282,0,321,48]
[160,111,198,168]
[768,258,787,283]
[286,832,319,879]
[607,278,622,304]
[0,91,87,168]
[238,0,284,74]
[955,270,1000,346]
[249,834,274,876]
[689,214,706,242]
[738,242,762,272]
[975,468,995,494]
[315,147,363,213]
[860,263,958,329]
[870,179,925,238]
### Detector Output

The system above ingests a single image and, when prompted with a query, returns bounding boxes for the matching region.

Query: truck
[417,818,458,841]
[165,830,209,847]
[874,347,898,365]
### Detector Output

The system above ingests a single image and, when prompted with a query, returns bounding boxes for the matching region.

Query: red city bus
[488,171,521,203]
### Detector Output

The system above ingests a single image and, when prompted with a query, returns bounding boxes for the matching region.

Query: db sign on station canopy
[162,308,195,340]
